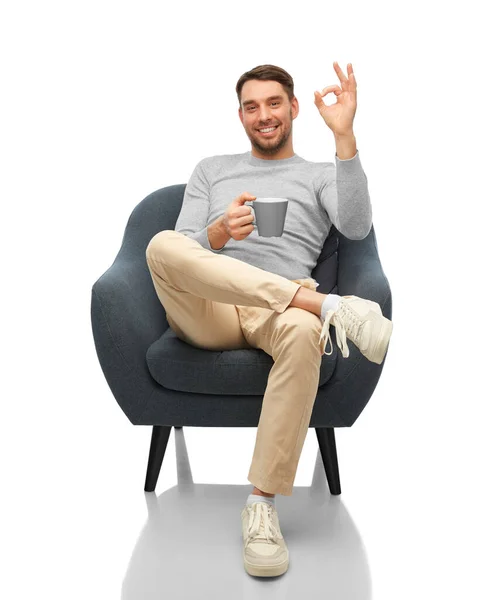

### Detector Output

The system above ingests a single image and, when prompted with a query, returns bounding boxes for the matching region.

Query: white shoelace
[319,302,362,358]
[245,502,282,547]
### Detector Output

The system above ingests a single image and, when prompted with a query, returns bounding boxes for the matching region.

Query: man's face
[238,80,299,158]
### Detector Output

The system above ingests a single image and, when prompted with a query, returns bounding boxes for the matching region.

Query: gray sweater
[174,149,372,280]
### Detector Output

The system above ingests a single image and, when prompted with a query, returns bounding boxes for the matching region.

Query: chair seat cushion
[146,327,338,395]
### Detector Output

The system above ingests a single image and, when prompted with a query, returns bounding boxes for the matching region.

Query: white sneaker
[319,295,393,364]
[241,501,289,577]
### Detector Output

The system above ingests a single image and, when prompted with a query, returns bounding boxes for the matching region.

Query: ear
[291,96,299,120]
[238,107,243,124]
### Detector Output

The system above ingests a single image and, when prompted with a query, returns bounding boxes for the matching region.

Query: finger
[233,207,253,220]
[313,90,325,108]
[321,85,342,97]
[333,61,348,84]
[346,64,357,86]
[238,193,256,203]
[235,213,254,226]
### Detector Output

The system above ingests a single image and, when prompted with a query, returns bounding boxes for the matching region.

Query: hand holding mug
[221,192,256,241]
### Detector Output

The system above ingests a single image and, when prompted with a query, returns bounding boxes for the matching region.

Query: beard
[249,110,293,156]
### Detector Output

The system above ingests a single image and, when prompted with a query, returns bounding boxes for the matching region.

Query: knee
[278,308,323,343]
[146,230,177,262]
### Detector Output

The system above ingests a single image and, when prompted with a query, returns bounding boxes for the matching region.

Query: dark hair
[236,64,295,108]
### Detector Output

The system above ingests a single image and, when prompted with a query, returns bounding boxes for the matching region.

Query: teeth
[259,126,277,133]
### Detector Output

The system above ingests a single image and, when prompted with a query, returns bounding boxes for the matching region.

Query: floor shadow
[121,427,372,598]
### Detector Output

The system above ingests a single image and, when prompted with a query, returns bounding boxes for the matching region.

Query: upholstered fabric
[146,327,338,395]
[91,184,392,427]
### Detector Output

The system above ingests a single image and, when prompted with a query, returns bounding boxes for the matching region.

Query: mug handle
[249,205,258,228]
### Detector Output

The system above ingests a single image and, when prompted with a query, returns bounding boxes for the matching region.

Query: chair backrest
[311,224,340,295]
[119,184,341,294]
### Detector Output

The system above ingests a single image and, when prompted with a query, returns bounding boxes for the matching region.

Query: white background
[2,0,499,598]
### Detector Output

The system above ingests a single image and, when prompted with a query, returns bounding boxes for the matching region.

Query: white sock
[321,294,342,321]
[247,493,275,507]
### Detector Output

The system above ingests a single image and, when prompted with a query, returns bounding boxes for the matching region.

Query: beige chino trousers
[145,230,329,496]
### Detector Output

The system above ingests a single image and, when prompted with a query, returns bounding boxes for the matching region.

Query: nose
[258,106,272,123]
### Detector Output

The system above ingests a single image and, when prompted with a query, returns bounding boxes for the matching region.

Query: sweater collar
[246,151,303,167]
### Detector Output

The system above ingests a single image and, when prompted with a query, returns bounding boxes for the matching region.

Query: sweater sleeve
[317,150,373,240]
[174,158,226,252]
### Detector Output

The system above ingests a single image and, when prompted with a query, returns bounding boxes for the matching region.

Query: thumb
[313,91,325,110]
[238,192,256,204]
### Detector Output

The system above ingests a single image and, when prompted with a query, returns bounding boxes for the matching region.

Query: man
[145,62,393,577]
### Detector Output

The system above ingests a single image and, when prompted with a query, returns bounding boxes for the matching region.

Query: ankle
[289,287,327,317]
[252,486,275,498]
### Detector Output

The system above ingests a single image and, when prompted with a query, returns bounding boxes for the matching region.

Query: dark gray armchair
[91,184,393,495]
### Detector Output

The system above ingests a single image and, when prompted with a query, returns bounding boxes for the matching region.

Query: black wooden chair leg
[315,427,341,495]
[144,425,172,492]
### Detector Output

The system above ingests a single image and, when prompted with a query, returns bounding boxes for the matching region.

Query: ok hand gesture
[314,62,357,137]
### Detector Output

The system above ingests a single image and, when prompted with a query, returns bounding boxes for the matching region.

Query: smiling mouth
[257,125,279,136]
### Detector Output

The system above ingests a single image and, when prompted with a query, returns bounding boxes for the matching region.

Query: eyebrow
[242,95,284,107]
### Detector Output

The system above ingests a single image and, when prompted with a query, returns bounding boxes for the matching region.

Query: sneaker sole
[243,552,289,577]
[367,315,393,364]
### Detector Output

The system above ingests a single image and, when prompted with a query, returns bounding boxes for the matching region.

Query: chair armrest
[319,225,392,423]
[337,225,392,320]
[320,226,393,424]
[91,256,167,422]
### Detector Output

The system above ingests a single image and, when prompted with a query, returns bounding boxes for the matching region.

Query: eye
[247,102,280,111]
